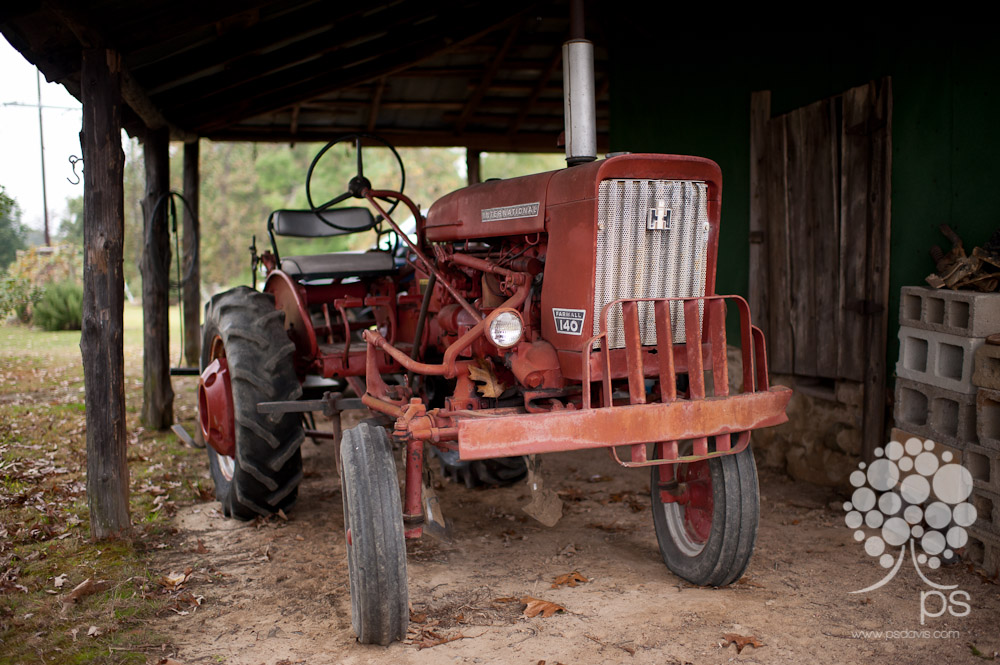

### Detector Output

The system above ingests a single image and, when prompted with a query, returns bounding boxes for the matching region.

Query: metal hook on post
[67,155,83,185]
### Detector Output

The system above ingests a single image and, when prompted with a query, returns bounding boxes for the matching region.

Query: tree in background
[1,185,29,272]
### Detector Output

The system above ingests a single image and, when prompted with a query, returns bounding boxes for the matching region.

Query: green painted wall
[608,28,1000,374]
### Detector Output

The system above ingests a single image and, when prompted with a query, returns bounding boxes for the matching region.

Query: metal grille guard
[457,295,791,465]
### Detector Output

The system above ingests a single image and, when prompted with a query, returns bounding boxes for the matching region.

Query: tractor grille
[594,179,710,349]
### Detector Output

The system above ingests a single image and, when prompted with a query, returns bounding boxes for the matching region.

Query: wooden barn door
[749,78,892,459]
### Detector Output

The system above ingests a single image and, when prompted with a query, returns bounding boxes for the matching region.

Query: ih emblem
[647,200,671,231]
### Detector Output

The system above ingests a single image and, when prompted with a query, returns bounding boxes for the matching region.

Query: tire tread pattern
[341,422,409,645]
[202,286,304,520]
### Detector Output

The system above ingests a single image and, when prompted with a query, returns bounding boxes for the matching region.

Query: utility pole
[36,69,50,246]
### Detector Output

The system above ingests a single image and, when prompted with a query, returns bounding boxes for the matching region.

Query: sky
[1,36,85,234]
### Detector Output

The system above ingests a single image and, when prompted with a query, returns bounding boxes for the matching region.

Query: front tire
[201,286,304,520]
[650,439,759,586]
[340,422,409,645]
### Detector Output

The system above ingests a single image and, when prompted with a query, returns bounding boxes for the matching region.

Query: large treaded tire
[650,440,759,587]
[340,422,408,645]
[201,286,304,520]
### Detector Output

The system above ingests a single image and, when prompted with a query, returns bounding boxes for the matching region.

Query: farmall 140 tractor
[195,32,792,646]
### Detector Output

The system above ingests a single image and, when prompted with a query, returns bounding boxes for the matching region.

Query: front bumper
[456,385,791,460]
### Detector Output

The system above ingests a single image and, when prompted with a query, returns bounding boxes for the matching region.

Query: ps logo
[647,200,671,231]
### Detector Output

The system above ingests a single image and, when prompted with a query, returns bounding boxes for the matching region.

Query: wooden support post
[467,148,481,186]
[80,48,130,539]
[140,126,174,428]
[182,140,201,368]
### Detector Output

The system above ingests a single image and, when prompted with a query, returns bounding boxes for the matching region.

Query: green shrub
[33,281,84,331]
[0,274,43,321]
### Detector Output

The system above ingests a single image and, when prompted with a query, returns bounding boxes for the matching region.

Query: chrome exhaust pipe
[563,0,596,166]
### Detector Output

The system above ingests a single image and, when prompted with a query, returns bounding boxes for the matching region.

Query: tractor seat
[267,208,395,280]
[280,251,395,280]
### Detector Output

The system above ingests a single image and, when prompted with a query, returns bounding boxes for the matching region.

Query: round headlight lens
[488,311,523,348]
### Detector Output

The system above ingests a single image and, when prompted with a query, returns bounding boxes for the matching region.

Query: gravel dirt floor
[152,412,1000,665]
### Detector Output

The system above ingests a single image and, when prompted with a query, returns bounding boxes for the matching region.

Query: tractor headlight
[487,310,523,348]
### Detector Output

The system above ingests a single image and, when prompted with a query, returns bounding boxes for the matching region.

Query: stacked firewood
[927,224,1000,292]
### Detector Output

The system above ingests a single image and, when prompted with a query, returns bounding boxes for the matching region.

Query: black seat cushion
[280,251,395,279]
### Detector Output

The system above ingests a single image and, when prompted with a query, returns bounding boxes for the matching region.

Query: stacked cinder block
[893,286,1000,577]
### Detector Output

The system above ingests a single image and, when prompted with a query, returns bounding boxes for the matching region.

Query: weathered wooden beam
[748,91,770,348]
[466,149,481,185]
[203,126,602,153]
[367,77,386,133]
[182,140,201,369]
[80,47,130,539]
[140,126,174,429]
[861,77,893,462]
[44,0,195,140]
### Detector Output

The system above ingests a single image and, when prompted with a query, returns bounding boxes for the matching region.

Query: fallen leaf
[521,596,566,618]
[408,627,469,649]
[53,573,68,588]
[64,578,110,606]
[722,633,764,654]
[87,625,101,638]
[277,509,288,521]
[159,568,193,590]
[468,360,506,398]
[69,627,78,641]
[551,571,588,588]
[410,611,427,623]
[194,539,208,554]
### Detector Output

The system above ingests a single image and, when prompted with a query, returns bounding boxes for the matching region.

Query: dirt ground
[153,410,1000,665]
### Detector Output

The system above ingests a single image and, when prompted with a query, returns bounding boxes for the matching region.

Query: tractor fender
[264,270,318,362]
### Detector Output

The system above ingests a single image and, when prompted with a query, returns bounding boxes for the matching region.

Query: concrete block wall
[894,378,977,447]
[900,286,1000,337]
[966,528,1000,578]
[896,326,983,394]
[895,287,1000,578]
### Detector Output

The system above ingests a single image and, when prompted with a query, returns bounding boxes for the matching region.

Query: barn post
[182,140,200,367]
[80,48,130,538]
[466,148,481,185]
[139,126,174,428]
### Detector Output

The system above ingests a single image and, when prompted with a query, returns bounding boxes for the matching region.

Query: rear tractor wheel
[650,439,759,587]
[198,286,304,520]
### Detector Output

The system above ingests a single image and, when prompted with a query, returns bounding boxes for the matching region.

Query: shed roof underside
[1,0,610,152]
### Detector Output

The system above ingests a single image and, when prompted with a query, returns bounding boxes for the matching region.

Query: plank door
[749,78,892,459]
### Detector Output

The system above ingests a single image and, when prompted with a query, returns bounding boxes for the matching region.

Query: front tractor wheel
[650,440,759,587]
[198,286,304,520]
[340,422,408,645]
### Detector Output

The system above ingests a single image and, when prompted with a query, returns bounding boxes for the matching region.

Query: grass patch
[0,306,211,664]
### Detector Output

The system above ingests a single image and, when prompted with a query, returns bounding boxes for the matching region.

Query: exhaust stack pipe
[563,0,596,166]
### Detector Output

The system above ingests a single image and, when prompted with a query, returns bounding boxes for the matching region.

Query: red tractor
[196,133,792,644]
[195,36,790,647]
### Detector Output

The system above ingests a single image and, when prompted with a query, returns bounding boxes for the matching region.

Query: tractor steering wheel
[305,132,406,232]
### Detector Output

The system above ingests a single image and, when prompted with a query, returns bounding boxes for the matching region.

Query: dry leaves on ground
[406,622,477,650]
[721,633,764,654]
[159,567,193,591]
[61,578,110,613]
[521,596,566,618]
[551,571,588,588]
